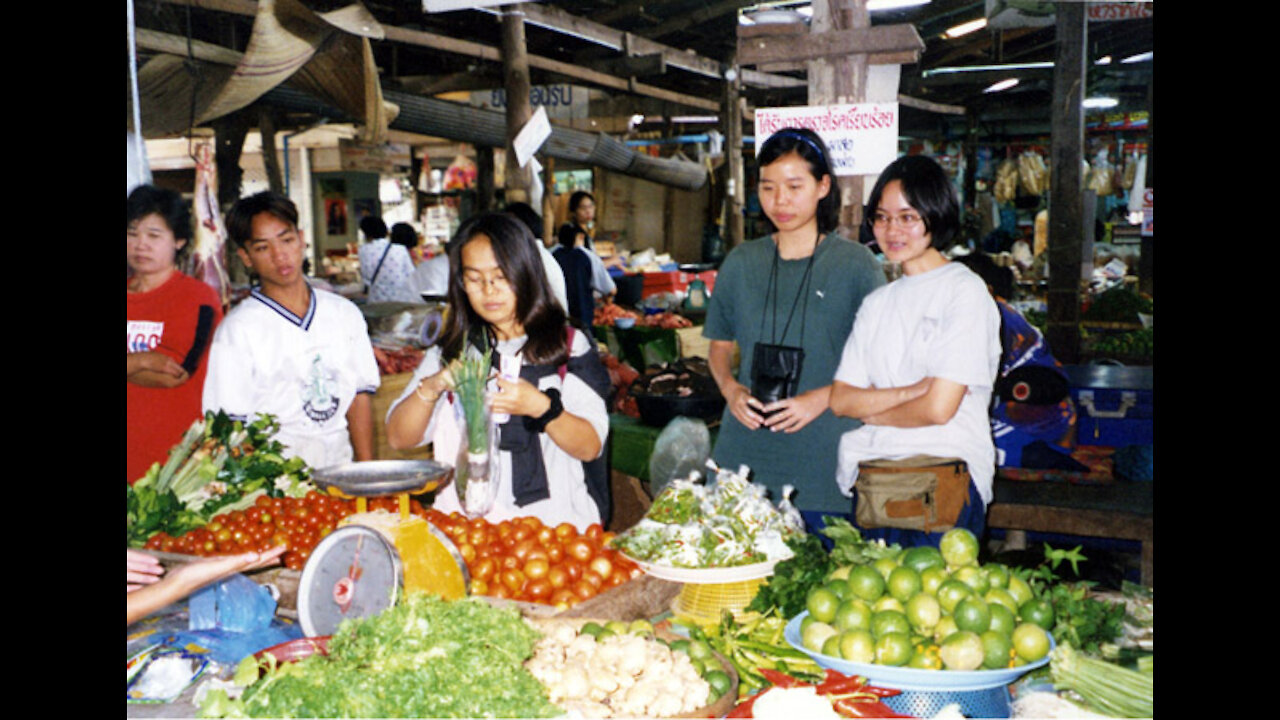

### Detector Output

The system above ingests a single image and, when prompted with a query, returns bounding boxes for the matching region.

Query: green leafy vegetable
[1050,642,1153,718]
[1015,544,1126,654]
[201,595,562,719]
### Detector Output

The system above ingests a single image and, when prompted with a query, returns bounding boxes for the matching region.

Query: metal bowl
[310,460,454,498]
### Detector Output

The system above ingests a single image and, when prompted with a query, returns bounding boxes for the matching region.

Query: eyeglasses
[871,212,923,229]
[462,270,511,293]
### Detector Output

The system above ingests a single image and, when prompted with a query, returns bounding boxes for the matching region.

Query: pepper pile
[727,669,911,718]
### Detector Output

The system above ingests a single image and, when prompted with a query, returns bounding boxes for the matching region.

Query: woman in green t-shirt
[702,128,885,515]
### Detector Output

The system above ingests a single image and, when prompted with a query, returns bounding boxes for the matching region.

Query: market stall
[127,421,1152,718]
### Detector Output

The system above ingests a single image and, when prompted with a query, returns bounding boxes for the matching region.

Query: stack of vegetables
[126,411,312,549]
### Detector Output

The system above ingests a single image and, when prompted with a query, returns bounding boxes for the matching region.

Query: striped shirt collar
[249,283,316,330]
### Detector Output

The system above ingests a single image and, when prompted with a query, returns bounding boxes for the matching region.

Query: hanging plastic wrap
[994,159,1020,204]
[1017,151,1049,197]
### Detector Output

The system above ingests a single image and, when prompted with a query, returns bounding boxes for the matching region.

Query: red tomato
[554,522,576,540]
[571,579,597,601]
[500,568,527,594]
[550,588,577,608]
[524,558,550,580]
[472,557,497,581]
[566,538,596,563]
[582,570,604,589]
[470,578,489,596]
[585,523,604,541]
[458,542,477,564]
[525,578,552,601]
[562,559,585,581]
[536,527,556,545]
[546,565,570,589]
[546,542,565,564]
[512,539,538,562]
[588,555,614,580]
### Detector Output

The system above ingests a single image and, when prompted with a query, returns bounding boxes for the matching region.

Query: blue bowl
[614,316,636,329]
[784,611,1053,692]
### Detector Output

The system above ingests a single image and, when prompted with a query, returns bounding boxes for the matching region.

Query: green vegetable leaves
[1016,544,1126,654]
[201,595,562,719]
[745,532,830,619]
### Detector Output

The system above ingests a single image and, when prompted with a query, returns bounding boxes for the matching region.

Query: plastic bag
[189,573,276,633]
[649,417,711,495]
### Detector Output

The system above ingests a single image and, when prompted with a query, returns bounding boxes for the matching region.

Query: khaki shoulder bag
[854,455,972,533]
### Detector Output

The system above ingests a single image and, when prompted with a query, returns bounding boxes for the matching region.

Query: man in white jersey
[203,192,379,470]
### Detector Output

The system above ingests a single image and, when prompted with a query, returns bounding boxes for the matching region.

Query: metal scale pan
[310,459,454,499]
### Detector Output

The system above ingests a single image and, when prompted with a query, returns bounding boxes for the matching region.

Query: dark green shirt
[702,233,885,512]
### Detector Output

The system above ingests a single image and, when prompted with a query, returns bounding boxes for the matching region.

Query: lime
[987,602,1017,637]
[847,565,887,603]
[669,639,691,654]
[802,620,839,653]
[939,631,984,670]
[980,630,1014,670]
[837,629,876,663]
[952,565,990,595]
[936,579,972,613]
[705,669,732,698]
[1012,623,1051,662]
[984,562,1010,589]
[873,595,905,614]
[908,644,943,670]
[1018,598,1056,631]
[905,592,942,633]
[687,639,714,661]
[822,634,843,657]
[824,578,852,602]
[875,632,915,666]
[953,596,992,634]
[597,628,617,640]
[827,565,852,581]
[984,588,1019,615]
[887,566,923,603]
[901,546,946,574]
[807,586,840,624]
[1006,575,1034,607]
[872,556,900,580]
[871,609,912,638]
[628,619,655,637]
[920,566,949,596]
[939,528,980,567]
[606,620,630,635]
[833,599,874,632]
[932,615,959,644]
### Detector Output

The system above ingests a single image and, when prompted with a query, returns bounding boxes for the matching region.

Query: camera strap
[759,232,820,348]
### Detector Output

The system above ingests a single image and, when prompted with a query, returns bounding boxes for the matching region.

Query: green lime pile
[798,528,1052,671]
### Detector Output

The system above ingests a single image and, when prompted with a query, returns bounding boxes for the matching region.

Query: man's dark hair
[390,222,418,249]
[225,191,300,249]
[360,215,388,240]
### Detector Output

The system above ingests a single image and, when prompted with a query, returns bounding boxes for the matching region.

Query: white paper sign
[1141,188,1153,237]
[513,105,552,169]
[754,103,899,177]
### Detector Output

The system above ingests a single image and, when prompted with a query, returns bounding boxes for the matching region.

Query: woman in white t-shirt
[830,155,1001,547]
[385,212,613,532]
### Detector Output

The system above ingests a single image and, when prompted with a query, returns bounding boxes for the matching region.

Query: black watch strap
[526,387,564,433]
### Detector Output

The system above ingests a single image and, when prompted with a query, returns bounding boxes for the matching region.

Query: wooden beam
[738,23,924,67]
[502,4,533,203]
[152,0,719,112]
[587,53,667,79]
[641,0,752,40]
[897,93,966,116]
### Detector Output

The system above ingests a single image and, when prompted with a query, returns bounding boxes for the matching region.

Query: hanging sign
[754,103,899,177]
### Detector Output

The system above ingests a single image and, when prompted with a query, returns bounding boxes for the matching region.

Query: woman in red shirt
[126,185,223,483]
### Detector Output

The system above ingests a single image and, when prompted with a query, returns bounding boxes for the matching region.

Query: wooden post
[1138,67,1153,297]
[810,0,868,237]
[258,106,284,195]
[723,54,744,250]
[1046,2,1087,364]
[501,5,533,205]
[476,145,496,213]
[212,109,251,209]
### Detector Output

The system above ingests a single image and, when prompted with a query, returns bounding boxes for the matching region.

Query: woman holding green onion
[386,212,613,531]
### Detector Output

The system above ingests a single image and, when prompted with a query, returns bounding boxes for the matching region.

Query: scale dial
[297,525,402,637]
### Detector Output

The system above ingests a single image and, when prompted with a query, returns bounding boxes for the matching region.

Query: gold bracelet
[415,381,439,405]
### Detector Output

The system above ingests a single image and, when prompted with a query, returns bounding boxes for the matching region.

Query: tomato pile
[143,492,642,607]
[421,507,642,609]
[143,491,357,570]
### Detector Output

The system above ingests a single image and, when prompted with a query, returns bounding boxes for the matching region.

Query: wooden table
[986,477,1153,587]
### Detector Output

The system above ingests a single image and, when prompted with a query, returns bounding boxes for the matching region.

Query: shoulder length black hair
[756,128,841,234]
[863,154,962,251]
[127,184,194,260]
[439,212,570,367]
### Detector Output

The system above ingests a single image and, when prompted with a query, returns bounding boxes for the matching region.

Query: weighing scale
[297,460,470,637]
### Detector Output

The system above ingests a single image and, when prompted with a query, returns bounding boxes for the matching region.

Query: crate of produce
[641,270,717,299]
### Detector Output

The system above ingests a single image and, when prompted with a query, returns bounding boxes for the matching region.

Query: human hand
[489,375,551,418]
[415,366,454,404]
[166,546,287,596]
[761,388,828,434]
[725,382,766,431]
[133,351,189,379]
[127,549,165,592]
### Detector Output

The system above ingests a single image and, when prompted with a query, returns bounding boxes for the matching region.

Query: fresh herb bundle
[450,339,493,451]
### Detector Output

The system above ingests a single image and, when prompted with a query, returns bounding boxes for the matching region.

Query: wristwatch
[526,388,564,433]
